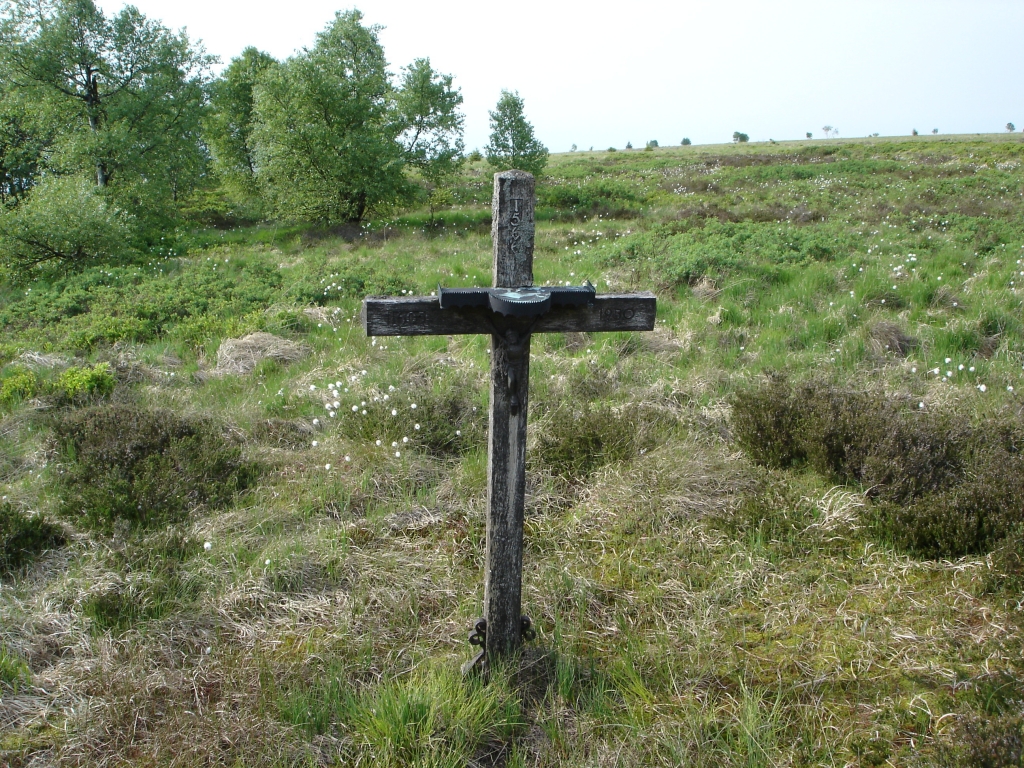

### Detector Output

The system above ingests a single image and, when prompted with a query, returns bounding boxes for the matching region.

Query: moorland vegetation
[1,127,1022,766]
[1,2,1024,766]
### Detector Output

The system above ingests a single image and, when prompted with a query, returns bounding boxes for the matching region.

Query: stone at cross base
[362,170,656,671]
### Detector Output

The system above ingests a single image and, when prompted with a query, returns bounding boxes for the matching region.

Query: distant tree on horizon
[681,138,691,146]
[932,128,939,134]
[732,131,749,143]
[912,129,919,136]
[1008,122,1016,132]
[806,132,812,139]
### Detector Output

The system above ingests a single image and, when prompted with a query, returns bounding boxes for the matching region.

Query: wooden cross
[362,170,656,668]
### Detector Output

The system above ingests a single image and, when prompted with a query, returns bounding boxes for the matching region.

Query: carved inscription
[390,310,428,326]
[508,198,525,259]
[601,307,636,322]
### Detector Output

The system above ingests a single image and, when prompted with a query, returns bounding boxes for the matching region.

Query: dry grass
[212,333,309,376]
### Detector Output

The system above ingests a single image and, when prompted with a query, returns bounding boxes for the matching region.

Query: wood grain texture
[361,293,657,337]
[483,329,530,658]
[492,171,535,289]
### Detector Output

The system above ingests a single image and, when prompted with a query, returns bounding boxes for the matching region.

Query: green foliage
[1,501,65,574]
[252,10,404,223]
[731,379,1024,558]
[54,403,256,531]
[681,137,691,146]
[56,362,114,400]
[275,663,522,763]
[204,47,277,205]
[332,371,485,456]
[0,174,134,277]
[0,0,212,221]
[534,402,674,478]
[0,365,37,408]
[732,131,750,143]
[730,374,805,469]
[250,12,463,224]
[485,90,548,175]
[0,256,282,350]
[394,57,465,184]
[0,641,31,690]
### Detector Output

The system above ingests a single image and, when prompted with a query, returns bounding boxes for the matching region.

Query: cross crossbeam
[362,170,655,670]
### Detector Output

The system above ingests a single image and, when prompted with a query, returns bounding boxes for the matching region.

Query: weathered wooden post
[362,170,656,670]
[485,170,534,660]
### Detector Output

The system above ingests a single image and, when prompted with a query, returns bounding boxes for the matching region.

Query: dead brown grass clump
[867,320,919,357]
[213,333,308,376]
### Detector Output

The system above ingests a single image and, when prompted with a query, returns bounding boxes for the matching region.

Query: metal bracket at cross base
[461,616,536,676]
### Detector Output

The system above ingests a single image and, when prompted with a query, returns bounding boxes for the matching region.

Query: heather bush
[54,403,257,531]
[0,501,65,574]
[731,378,1024,558]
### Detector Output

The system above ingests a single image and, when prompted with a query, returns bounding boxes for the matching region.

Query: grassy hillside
[2,135,1023,767]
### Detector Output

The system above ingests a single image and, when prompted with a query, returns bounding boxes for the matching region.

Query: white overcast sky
[97,0,1024,152]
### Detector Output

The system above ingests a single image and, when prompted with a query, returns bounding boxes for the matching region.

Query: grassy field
[2,134,1024,767]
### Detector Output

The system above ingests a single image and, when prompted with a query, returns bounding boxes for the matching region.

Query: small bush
[0,175,135,279]
[730,378,1024,558]
[1,501,65,575]
[56,362,116,401]
[533,402,673,478]
[0,366,38,408]
[730,374,805,468]
[681,138,692,146]
[54,403,257,531]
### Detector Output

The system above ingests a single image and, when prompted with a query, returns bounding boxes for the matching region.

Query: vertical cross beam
[484,170,535,660]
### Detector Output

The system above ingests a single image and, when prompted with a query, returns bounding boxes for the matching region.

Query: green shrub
[333,375,486,457]
[56,362,115,401]
[54,403,257,531]
[533,402,673,478]
[729,374,805,468]
[1,501,65,575]
[0,175,135,279]
[730,378,1024,558]
[0,366,38,408]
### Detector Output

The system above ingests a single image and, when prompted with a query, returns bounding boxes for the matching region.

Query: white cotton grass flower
[265,559,271,566]
[945,358,952,363]
[325,463,331,470]
[411,403,417,409]
[311,441,319,447]
[395,451,401,457]
[978,384,987,392]
[361,410,367,415]
[391,409,398,416]
[333,401,340,408]
[969,366,976,372]
[403,437,409,443]
[414,424,420,430]
[392,441,398,447]
[352,405,358,412]
[329,411,336,418]
[345,455,351,461]
[204,541,212,551]
[919,402,925,409]
[456,430,461,436]
[375,440,382,446]
[313,418,320,426]
[309,385,316,391]
[911,367,917,373]
[1008,386,1014,392]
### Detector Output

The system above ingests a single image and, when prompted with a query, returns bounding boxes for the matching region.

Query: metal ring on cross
[488,287,552,317]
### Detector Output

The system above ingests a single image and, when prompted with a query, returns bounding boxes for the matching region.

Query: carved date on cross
[362,170,656,670]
